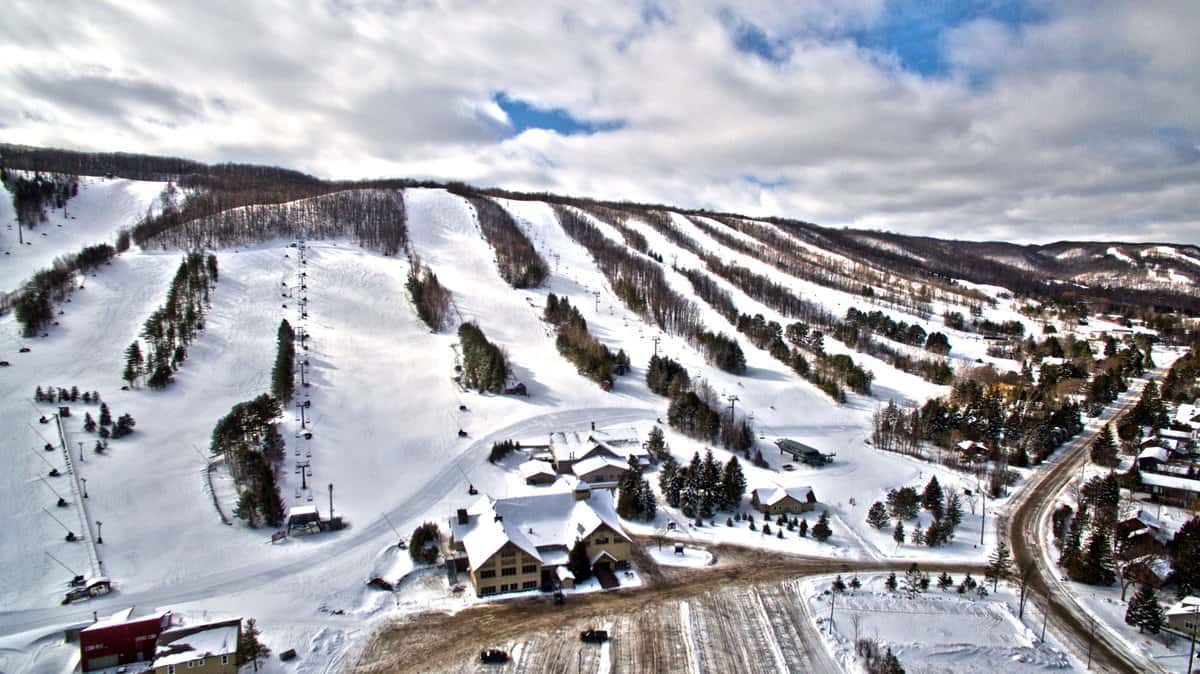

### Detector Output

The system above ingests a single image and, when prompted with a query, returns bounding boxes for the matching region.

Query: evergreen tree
[1169,517,1200,597]
[885,572,898,592]
[986,539,1012,592]
[1090,423,1119,467]
[646,425,668,461]
[937,571,953,590]
[867,501,890,529]
[658,455,681,507]
[111,413,136,438]
[849,575,861,590]
[944,492,964,533]
[271,319,296,403]
[910,522,924,546]
[700,449,721,515]
[798,519,808,537]
[903,563,924,597]
[1126,584,1164,634]
[812,511,832,542]
[69,386,79,402]
[1081,519,1116,585]
[893,520,905,546]
[98,403,112,427]
[832,575,847,593]
[237,618,270,667]
[720,456,746,510]
[83,412,96,433]
[1060,504,1087,573]
[122,341,144,386]
[886,487,920,520]
[922,476,944,517]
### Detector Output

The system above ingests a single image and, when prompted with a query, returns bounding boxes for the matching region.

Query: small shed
[518,460,558,486]
[286,505,321,534]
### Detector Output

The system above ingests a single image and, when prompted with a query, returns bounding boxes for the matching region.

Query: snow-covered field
[805,574,1078,673]
[0,180,1170,672]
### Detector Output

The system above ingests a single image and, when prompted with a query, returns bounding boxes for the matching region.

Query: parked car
[781,464,796,472]
[480,649,509,664]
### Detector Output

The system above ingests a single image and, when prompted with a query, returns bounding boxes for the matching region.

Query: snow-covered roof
[288,504,318,517]
[450,490,629,569]
[1161,429,1194,441]
[518,459,557,480]
[752,485,814,507]
[82,607,169,632]
[153,624,238,668]
[1140,472,1200,493]
[1177,404,1200,427]
[556,565,575,581]
[1166,596,1200,617]
[1138,446,1170,463]
[549,427,643,464]
[571,455,629,478]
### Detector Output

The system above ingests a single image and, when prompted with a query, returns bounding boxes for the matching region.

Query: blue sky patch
[494,92,623,137]
[849,0,1045,77]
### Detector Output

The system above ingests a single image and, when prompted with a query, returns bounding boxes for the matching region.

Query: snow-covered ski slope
[1,183,1068,671]
[0,176,166,294]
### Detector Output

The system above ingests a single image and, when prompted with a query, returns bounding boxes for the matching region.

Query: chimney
[456,509,468,525]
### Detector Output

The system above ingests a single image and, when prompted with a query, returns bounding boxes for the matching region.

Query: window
[500,583,511,592]
[196,658,205,667]
[522,581,538,590]
[595,537,609,545]
[521,564,537,574]
[480,569,496,579]
[221,655,229,665]
[501,567,517,576]
[480,586,496,595]
[501,549,516,558]
[167,667,175,674]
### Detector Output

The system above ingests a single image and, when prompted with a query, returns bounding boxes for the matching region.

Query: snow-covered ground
[0,175,166,294]
[804,574,1079,673]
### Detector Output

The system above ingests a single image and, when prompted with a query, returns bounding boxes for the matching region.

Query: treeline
[124,252,218,389]
[943,311,1025,338]
[271,319,296,403]
[575,204,652,255]
[836,311,954,385]
[454,192,547,288]
[458,322,508,393]
[866,475,964,548]
[648,354,757,454]
[211,394,286,528]
[554,205,748,374]
[1,170,78,227]
[138,189,408,255]
[545,294,629,389]
[11,242,118,335]
[406,255,453,331]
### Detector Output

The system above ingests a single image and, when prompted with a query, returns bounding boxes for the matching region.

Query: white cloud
[0,0,1196,245]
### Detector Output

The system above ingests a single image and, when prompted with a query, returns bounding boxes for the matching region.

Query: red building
[79,608,171,671]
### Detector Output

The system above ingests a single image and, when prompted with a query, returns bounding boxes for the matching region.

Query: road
[0,406,655,637]
[1007,369,1166,674]
[351,543,986,674]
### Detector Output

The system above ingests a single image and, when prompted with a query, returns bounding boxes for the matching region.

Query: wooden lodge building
[751,485,818,515]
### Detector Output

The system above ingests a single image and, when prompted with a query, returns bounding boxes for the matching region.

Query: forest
[210,394,286,528]
[458,322,509,393]
[11,242,117,335]
[406,255,453,331]
[0,169,78,228]
[125,252,218,389]
[544,293,628,389]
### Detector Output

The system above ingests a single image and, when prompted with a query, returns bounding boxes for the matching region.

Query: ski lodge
[448,489,632,597]
[750,485,818,515]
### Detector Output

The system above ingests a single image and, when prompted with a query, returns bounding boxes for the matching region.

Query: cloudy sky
[2,1,1198,244]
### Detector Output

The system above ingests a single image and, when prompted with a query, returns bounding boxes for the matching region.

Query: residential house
[1137,446,1170,473]
[1139,471,1200,509]
[448,489,633,597]
[150,619,241,674]
[1115,509,1173,559]
[570,455,630,488]
[751,485,817,515]
[1166,596,1200,637]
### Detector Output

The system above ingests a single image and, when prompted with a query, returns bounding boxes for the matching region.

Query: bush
[409,522,441,564]
[488,439,518,463]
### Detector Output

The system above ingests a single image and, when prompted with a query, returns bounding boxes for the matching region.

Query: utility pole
[1040,602,1047,642]
[1086,616,1094,670]
[980,486,987,545]
[81,477,88,499]
[328,483,334,519]
[299,403,307,429]
[592,291,600,313]
[78,441,85,463]
[652,336,661,358]
[728,394,739,419]
[95,520,103,544]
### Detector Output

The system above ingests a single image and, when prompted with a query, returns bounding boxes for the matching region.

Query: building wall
[586,524,632,564]
[470,542,542,596]
[751,496,815,514]
[153,653,237,674]
[80,616,168,672]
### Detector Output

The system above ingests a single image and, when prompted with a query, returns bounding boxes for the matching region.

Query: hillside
[0,146,1192,673]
